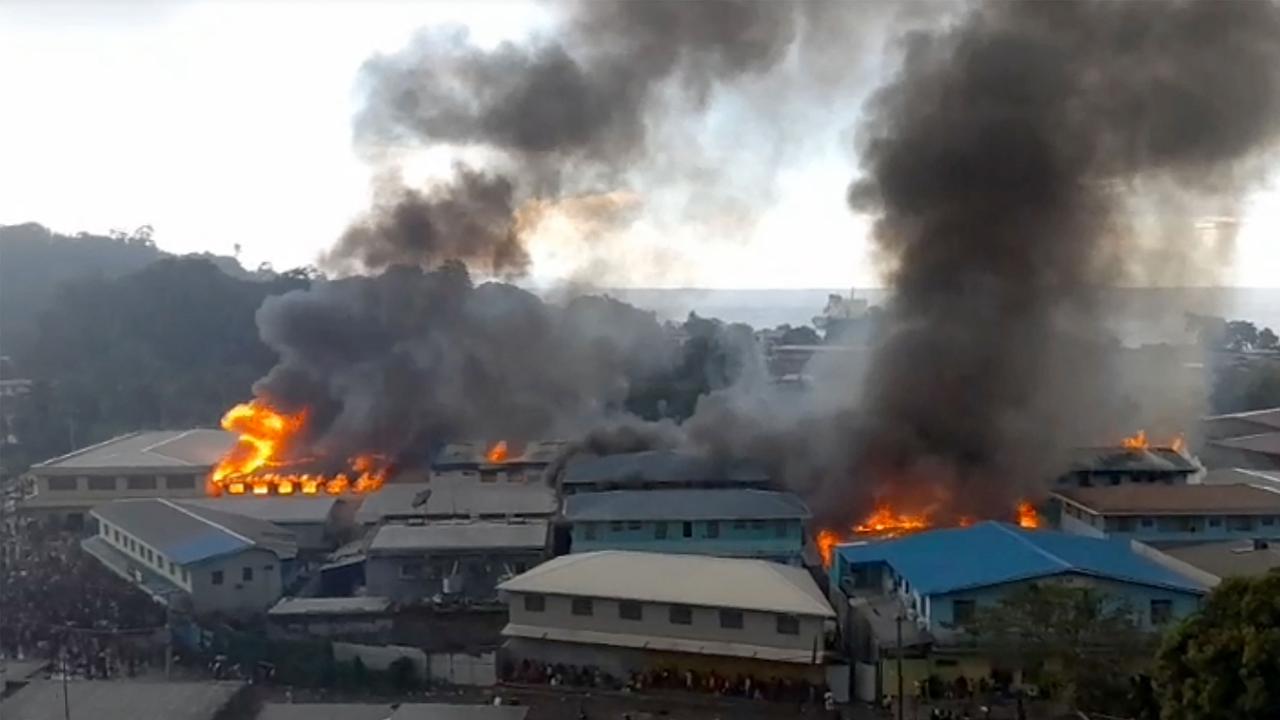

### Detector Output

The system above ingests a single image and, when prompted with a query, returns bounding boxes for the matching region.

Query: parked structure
[829,522,1206,703]
[1053,483,1280,542]
[498,551,834,681]
[267,596,393,639]
[84,498,298,616]
[0,679,247,720]
[563,489,810,563]
[19,429,233,530]
[1056,445,1200,488]
[559,451,770,495]
[364,520,549,603]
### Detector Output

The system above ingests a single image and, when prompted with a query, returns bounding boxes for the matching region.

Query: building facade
[558,450,771,495]
[364,520,549,603]
[21,430,233,530]
[563,489,810,563]
[1053,483,1280,543]
[85,498,298,616]
[498,551,834,681]
[1056,445,1200,488]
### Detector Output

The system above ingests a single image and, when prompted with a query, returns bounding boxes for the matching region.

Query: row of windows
[521,594,800,635]
[948,597,1174,626]
[103,523,190,584]
[581,519,792,541]
[398,560,530,579]
[210,566,265,586]
[47,475,198,492]
[1062,503,1279,532]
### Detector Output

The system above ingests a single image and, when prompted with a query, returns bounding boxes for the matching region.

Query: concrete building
[498,551,834,681]
[355,478,556,527]
[433,441,567,483]
[21,429,233,530]
[0,680,247,720]
[365,520,549,603]
[1053,483,1280,542]
[563,488,810,563]
[1056,445,1200,488]
[1137,538,1280,585]
[179,496,360,554]
[267,596,394,639]
[84,498,298,616]
[830,522,1206,702]
[257,703,528,720]
[559,450,771,495]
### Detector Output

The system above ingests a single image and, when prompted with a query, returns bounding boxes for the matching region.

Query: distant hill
[0,222,255,363]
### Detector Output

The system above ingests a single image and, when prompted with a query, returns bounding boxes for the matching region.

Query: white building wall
[188,548,285,615]
[507,592,824,655]
[27,471,206,514]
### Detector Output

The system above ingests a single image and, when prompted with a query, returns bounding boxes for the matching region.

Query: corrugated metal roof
[499,550,834,618]
[835,522,1206,596]
[503,623,820,664]
[433,441,567,468]
[1055,483,1280,515]
[561,451,770,487]
[563,488,810,522]
[31,429,234,471]
[368,521,548,553]
[1156,540,1280,580]
[1067,446,1198,473]
[177,496,341,524]
[1211,432,1280,456]
[268,596,392,616]
[92,498,298,565]
[357,479,556,524]
[0,680,244,720]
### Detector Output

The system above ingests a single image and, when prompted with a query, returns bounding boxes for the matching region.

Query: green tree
[1258,327,1279,350]
[1156,574,1280,720]
[961,583,1154,711]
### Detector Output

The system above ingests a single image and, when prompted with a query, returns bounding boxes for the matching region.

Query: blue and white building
[1053,483,1280,543]
[563,489,810,563]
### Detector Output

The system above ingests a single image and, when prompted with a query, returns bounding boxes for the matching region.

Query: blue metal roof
[834,521,1206,595]
[93,499,297,565]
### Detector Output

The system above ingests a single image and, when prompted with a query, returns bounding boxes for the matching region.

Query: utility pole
[164,604,173,680]
[896,612,905,720]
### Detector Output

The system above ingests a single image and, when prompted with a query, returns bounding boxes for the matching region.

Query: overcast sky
[2,1,1277,289]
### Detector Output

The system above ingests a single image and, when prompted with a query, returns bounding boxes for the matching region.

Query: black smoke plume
[836,0,1280,515]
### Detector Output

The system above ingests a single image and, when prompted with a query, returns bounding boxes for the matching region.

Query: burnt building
[1056,445,1201,488]
[432,441,567,484]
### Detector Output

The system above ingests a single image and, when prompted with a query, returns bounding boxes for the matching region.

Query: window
[571,597,594,616]
[169,561,176,575]
[705,521,720,539]
[669,604,692,625]
[523,594,546,612]
[776,615,800,635]
[719,609,744,629]
[1150,599,1173,626]
[264,565,275,572]
[733,520,747,530]
[212,570,224,586]
[584,522,597,540]
[627,521,642,531]
[750,520,765,530]
[242,567,254,582]
[774,519,789,538]
[165,476,196,490]
[618,601,643,621]
[1140,517,1155,528]
[399,562,422,579]
[952,599,977,625]
[88,477,116,491]
[1264,517,1276,526]
[682,522,693,538]
[610,521,625,532]
[1208,517,1222,528]
[126,476,157,490]
[654,523,668,539]
[514,561,528,574]
[181,568,189,583]
[48,477,78,491]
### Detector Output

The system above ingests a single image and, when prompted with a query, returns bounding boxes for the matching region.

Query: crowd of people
[0,520,167,677]
[502,658,830,705]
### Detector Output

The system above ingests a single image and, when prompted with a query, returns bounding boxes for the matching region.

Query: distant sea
[606,287,1280,345]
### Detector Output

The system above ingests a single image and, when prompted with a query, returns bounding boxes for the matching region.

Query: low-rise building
[365,520,549,603]
[21,429,233,530]
[1199,407,1280,470]
[179,496,359,554]
[84,498,298,616]
[1056,445,1200,488]
[1135,538,1280,585]
[267,596,394,640]
[498,550,834,682]
[830,523,1205,702]
[1053,483,1280,542]
[433,441,567,483]
[354,478,556,527]
[559,450,771,495]
[563,489,810,563]
[0,679,247,720]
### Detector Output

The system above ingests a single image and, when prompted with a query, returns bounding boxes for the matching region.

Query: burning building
[1057,431,1200,488]
[432,440,568,484]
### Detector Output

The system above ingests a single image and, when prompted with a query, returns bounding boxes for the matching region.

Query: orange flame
[487,440,510,464]
[853,505,931,537]
[208,399,388,497]
[1171,435,1186,453]
[817,529,840,569]
[1017,501,1041,529]
[1121,430,1149,451]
